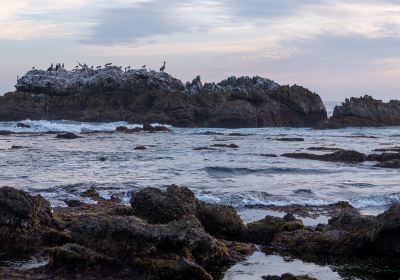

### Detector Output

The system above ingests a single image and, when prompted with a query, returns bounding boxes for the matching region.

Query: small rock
[134,145,147,150]
[211,143,239,148]
[276,138,304,142]
[56,132,80,139]
[376,159,400,168]
[16,123,31,128]
[10,145,25,149]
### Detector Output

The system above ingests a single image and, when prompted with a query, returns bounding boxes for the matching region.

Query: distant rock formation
[325,95,400,128]
[0,66,328,128]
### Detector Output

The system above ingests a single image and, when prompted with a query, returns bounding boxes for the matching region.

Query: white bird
[159,61,166,72]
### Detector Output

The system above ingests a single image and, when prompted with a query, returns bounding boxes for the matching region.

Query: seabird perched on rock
[160,61,166,72]
[62,63,64,68]
[47,63,54,71]
[105,63,112,67]
[32,66,35,70]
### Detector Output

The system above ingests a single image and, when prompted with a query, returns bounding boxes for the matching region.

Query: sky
[0,0,400,101]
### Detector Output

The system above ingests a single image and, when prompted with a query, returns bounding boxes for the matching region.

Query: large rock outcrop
[326,95,400,128]
[0,66,327,127]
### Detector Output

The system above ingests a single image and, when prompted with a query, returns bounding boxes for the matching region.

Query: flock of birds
[40,61,167,73]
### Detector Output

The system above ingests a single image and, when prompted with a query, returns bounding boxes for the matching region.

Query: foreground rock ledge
[0,67,327,128]
[1,185,399,279]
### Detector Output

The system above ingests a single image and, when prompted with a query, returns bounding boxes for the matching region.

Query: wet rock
[133,257,213,280]
[193,147,217,151]
[49,243,119,269]
[64,199,84,207]
[131,186,198,224]
[326,95,400,128]
[143,123,171,132]
[210,143,239,148]
[367,152,400,162]
[68,215,249,270]
[81,187,102,201]
[0,130,12,135]
[244,215,304,244]
[16,122,31,128]
[115,126,142,133]
[306,147,343,151]
[260,154,278,157]
[276,138,304,142]
[196,202,244,240]
[373,147,400,152]
[262,274,317,280]
[282,150,366,163]
[131,185,246,240]
[10,145,25,149]
[376,159,400,168]
[0,187,54,258]
[134,145,147,150]
[56,132,80,139]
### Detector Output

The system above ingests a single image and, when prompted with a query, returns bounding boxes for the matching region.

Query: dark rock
[244,215,304,244]
[306,147,343,151]
[373,147,400,152]
[16,122,31,128]
[193,147,217,151]
[210,143,239,148]
[376,159,400,168]
[196,202,244,240]
[326,95,400,128]
[282,150,366,163]
[0,67,327,128]
[131,185,245,240]
[0,130,12,135]
[260,154,278,157]
[143,123,171,132]
[65,199,84,207]
[262,274,317,280]
[115,126,142,133]
[98,156,107,161]
[0,187,54,258]
[10,145,25,149]
[56,132,80,139]
[49,243,119,269]
[367,152,400,162]
[131,186,198,224]
[81,187,102,201]
[276,138,304,142]
[134,145,147,150]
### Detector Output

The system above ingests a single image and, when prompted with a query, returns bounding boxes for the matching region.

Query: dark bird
[159,61,166,72]
[105,63,112,67]
[32,66,35,70]
[47,63,54,71]
[62,63,64,68]
[142,65,146,68]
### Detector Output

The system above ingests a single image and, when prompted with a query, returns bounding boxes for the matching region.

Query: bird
[142,65,146,68]
[47,63,54,71]
[159,61,166,72]
[105,63,112,67]
[96,66,102,69]
[62,63,64,68]
[32,66,35,70]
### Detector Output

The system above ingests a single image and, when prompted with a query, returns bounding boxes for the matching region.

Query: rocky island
[0,65,327,128]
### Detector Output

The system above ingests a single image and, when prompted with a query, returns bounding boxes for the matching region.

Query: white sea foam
[0,120,172,134]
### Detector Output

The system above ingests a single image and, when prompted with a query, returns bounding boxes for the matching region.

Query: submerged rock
[282,150,366,163]
[16,122,31,128]
[56,132,81,139]
[262,274,317,280]
[376,159,400,168]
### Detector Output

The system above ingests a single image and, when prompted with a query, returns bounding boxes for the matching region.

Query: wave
[350,193,400,208]
[0,120,171,134]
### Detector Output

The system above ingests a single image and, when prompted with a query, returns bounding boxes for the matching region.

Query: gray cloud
[81,1,189,45]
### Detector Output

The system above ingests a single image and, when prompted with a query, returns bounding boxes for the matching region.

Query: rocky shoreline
[1,185,399,279]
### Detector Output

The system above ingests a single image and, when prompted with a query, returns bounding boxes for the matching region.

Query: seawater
[0,119,399,214]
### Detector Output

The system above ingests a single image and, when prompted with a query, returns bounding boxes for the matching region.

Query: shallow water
[0,119,399,213]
